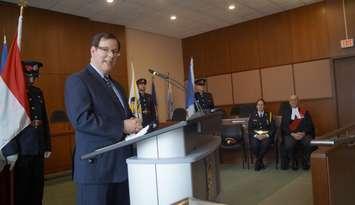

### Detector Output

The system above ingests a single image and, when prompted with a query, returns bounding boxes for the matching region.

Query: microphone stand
[150,69,185,91]
[149,69,205,118]
[166,74,185,91]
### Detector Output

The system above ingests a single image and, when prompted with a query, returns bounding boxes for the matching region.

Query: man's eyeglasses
[96,46,120,57]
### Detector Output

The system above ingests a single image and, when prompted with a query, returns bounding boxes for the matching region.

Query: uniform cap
[136,78,147,85]
[195,78,206,86]
[22,61,43,78]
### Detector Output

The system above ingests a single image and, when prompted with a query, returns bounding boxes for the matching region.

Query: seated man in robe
[281,95,315,170]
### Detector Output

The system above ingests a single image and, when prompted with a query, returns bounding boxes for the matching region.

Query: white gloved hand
[6,154,18,171]
[44,151,51,159]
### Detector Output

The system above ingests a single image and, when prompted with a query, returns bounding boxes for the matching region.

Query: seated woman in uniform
[248,99,275,171]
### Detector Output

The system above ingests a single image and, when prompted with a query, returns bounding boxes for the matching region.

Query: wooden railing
[311,122,355,205]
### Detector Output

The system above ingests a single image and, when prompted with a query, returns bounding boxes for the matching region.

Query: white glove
[44,151,51,159]
[6,154,18,171]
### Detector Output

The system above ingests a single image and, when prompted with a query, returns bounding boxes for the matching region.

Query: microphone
[148,69,169,79]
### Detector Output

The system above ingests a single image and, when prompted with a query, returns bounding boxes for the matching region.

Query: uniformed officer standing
[1,61,51,205]
[194,78,215,112]
[136,78,158,128]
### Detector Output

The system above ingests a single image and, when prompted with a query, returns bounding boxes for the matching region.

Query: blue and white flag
[0,35,8,73]
[185,58,195,118]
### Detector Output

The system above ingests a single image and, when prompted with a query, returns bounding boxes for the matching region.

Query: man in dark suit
[65,33,142,205]
[1,61,51,205]
[194,78,214,112]
[136,78,158,128]
[281,95,315,170]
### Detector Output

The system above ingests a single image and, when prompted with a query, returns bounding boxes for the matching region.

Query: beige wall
[125,28,185,122]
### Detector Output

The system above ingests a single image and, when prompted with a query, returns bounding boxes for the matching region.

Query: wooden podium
[82,112,223,205]
[311,135,355,205]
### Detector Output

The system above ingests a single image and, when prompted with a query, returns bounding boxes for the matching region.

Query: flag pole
[17,0,27,50]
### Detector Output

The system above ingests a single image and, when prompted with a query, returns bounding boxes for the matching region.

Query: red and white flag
[0,11,30,150]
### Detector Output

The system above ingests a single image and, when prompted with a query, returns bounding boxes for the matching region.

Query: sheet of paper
[125,125,150,141]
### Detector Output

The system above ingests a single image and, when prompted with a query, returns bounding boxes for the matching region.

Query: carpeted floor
[220,164,312,205]
[43,163,312,205]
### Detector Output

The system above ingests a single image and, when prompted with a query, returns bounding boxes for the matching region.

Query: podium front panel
[128,164,158,205]
[127,136,221,205]
[136,127,186,159]
[136,136,159,158]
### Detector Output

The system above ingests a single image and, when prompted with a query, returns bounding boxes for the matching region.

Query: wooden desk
[44,122,75,174]
[311,144,355,205]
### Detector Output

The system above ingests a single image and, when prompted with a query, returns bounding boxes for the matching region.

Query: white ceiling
[3,0,323,38]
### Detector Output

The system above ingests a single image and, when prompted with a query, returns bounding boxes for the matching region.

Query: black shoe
[255,160,261,171]
[292,160,299,171]
[281,159,289,170]
[302,160,310,170]
[260,160,266,170]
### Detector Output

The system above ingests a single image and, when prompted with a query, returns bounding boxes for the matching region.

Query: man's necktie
[103,75,128,115]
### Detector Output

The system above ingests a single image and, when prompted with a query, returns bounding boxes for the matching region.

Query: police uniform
[2,61,51,205]
[194,79,214,111]
[248,111,275,171]
[136,78,158,127]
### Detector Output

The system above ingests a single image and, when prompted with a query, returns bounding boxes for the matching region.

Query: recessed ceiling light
[106,0,114,3]
[228,4,236,10]
[170,15,177,21]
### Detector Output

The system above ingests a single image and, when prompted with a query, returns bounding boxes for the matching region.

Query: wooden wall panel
[326,0,355,57]
[227,20,260,72]
[290,3,329,62]
[257,11,293,68]
[206,74,233,106]
[294,59,333,99]
[36,74,67,118]
[301,98,338,135]
[232,70,261,104]
[202,29,230,75]
[261,65,294,102]
[182,35,207,78]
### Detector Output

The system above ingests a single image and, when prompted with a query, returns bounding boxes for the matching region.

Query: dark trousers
[283,134,312,163]
[250,136,270,161]
[76,180,130,205]
[14,155,44,205]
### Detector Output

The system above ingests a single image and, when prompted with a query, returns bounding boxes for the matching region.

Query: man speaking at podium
[65,33,142,205]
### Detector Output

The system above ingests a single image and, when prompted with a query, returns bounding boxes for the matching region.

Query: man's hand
[256,134,267,140]
[124,118,143,134]
[44,151,51,159]
[6,154,18,171]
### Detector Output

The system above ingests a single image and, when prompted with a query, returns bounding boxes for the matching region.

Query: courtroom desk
[311,145,355,205]
[44,122,75,174]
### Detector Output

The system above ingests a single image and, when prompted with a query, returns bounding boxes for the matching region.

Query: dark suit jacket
[65,65,133,184]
